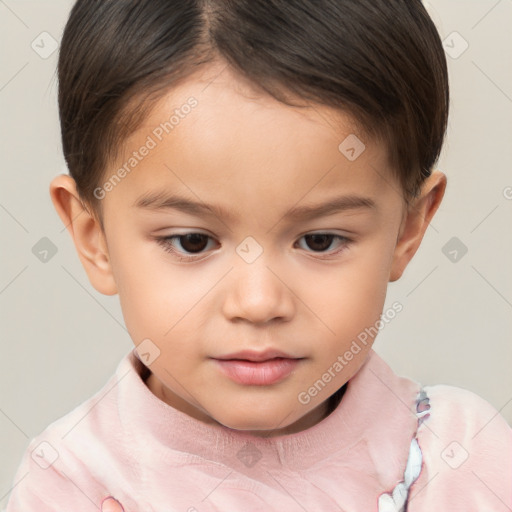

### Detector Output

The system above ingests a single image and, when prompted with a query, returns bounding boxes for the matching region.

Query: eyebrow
[134,191,376,222]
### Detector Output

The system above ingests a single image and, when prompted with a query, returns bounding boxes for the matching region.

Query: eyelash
[154,232,352,262]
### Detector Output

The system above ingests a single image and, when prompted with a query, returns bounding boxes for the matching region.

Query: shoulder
[5,353,135,511]
[422,384,512,437]
[408,384,512,511]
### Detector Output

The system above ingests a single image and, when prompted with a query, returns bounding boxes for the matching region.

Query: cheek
[106,234,175,336]
[314,239,394,344]
[111,235,219,355]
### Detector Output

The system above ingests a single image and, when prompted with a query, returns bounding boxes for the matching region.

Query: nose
[222,254,295,325]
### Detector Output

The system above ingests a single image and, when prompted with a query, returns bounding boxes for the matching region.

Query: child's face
[56,63,443,436]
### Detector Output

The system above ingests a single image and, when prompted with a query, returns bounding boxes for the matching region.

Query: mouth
[212,356,304,386]
[213,348,301,362]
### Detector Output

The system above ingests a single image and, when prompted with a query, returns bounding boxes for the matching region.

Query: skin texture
[50,62,446,453]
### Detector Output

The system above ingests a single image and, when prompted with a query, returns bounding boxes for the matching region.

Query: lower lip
[213,358,301,386]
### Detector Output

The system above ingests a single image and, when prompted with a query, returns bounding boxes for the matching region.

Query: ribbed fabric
[6,348,512,511]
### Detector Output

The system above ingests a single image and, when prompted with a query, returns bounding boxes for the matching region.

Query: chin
[214,407,297,433]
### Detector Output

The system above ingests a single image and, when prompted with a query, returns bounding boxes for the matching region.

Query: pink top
[6,349,512,511]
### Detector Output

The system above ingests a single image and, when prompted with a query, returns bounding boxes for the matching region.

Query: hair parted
[58,0,449,225]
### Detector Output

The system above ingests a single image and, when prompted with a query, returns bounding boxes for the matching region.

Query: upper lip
[213,349,301,362]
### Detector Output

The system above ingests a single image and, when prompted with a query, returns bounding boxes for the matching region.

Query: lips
[211,348,304,385]
[213,358,301,386]
[214,348,299,362]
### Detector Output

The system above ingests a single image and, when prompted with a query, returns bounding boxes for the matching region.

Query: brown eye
[177,233,209,253]
[303,234,336,252]
[295,233,351,258]
[155,232,215,260]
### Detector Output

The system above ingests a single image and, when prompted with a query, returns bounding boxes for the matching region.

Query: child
[6,0,511,510]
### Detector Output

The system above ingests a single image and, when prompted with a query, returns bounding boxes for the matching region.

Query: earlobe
[389,170,447,282]
[49,174,118,296]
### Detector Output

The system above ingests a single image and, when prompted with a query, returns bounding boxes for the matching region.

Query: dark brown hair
[58,0,449,228]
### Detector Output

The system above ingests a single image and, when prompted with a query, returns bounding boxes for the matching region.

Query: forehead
[104,64,398,216]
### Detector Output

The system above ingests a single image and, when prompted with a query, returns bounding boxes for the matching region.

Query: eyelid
[154,231,353,262]
[155,232,217,261]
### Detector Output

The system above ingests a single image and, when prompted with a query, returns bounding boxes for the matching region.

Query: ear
[49,174,118,295]
[389,170,447,282]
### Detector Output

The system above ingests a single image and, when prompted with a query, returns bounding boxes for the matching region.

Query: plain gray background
[1,0,511,507]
